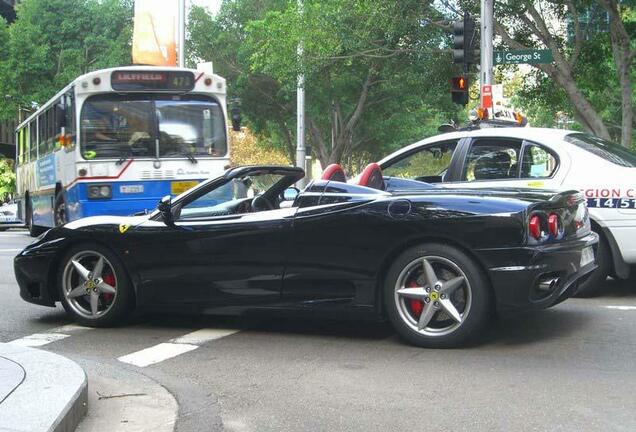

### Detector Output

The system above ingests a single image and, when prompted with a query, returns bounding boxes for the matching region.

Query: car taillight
[548,213,560,237]
[529,215,541,240]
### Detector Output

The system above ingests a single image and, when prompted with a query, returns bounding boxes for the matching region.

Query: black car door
[127,166,305,309]
[130,206,297,309]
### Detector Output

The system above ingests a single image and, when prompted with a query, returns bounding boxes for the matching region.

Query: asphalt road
[2,229,636,432]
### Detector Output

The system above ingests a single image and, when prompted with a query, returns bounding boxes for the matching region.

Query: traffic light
[453,13,477,70]
[451,76,469,105]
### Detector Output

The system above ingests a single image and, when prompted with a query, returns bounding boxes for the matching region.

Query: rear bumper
[478,232,599,313]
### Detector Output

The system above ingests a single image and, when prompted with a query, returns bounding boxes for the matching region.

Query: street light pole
[296,0,306,182]
[480,0,494,114]
[178,0,186,67]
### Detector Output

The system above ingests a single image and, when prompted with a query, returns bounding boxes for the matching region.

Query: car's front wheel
[384,243,491,348]
[58,244,134,327]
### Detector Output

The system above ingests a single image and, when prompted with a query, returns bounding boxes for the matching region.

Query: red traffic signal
[451,76,469,105]
[451,76,467,91]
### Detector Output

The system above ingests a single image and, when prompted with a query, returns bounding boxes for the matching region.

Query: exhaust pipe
[538,277,560,292]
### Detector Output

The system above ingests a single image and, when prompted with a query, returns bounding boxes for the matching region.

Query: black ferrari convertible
[15,164,598,348]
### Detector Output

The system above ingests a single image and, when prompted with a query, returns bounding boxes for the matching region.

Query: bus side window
[29,122,37,160]
[65,92,76,148]
[47,106,56,152]
[38,113,47,156]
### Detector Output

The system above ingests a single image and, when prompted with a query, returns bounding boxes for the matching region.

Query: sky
[189,0,222,15]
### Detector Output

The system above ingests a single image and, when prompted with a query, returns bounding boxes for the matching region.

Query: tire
[384,243,491,348]
[574,230,610,298]
[26,197,45,237]
[54,191,68,227]
[58,243,134,327]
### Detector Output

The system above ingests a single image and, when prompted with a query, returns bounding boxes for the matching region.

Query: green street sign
[494,49,553,65]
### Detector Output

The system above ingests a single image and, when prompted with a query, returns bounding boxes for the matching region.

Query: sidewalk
[0,343,87,432]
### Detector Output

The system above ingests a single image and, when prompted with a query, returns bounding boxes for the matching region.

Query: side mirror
[282,187,299,201]
[158,195,175,226]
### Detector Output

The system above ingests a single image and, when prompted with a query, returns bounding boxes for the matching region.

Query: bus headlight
[88,184,112,199]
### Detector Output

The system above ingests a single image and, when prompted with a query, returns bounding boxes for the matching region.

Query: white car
[0,201,22,230]
[378,126,635,296]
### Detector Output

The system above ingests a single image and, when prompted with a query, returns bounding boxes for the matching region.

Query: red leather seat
[321,164,347,182]
[357,162,384,190]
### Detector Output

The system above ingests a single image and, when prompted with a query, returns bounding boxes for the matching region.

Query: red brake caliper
[407,280,424,317]
[102,273,115,302]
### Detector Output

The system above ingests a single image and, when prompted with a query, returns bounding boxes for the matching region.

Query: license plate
[580,246,594,267]
[171,180,198,195]
[120,185,144,194]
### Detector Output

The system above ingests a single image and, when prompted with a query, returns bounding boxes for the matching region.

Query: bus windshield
[80,94,227,160]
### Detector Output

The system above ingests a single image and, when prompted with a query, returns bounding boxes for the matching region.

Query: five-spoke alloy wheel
[385,243,491,348]
[59,244,133,327]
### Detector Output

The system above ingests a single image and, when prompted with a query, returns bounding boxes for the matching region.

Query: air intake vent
[140,170,175,180]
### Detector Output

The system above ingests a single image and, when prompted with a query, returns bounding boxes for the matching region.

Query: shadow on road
[594,277,635,299]
[483,308,590,347]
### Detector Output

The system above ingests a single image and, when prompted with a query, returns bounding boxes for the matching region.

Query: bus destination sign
[111,70,195,92]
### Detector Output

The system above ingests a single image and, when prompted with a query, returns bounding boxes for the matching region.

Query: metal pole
[480,0,494,114]
[178,0,186,68]
[296,0,306,181]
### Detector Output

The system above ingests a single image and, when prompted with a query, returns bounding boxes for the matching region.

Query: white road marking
[8,332,70,347]
[171,328,240,344]
[117,328,240,367]
[7,323,94,347]
[0,248,22,252]
[117,343,199,367]
[605,305,636,311]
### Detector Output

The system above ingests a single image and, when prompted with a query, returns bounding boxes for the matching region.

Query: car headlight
[88,184,112,199]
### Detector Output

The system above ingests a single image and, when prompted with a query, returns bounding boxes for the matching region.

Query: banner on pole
[481,84,492,112]
[132,0,178,66]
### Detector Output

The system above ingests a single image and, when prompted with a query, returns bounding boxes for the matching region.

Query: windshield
[565,133,636,167]
[80,94,227,160]
[179,173,287,219]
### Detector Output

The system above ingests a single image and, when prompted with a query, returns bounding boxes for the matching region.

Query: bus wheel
[27,197,46,237]
[54,192,68,227]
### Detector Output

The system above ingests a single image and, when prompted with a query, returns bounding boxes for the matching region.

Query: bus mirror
[231,106,241,132]
[55,105,67,129]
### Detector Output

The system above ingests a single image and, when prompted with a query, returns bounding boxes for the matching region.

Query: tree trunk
[601,0,634,147]
[307,70,374,168]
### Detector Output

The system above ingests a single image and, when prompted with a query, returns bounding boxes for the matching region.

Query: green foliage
[0,158,16,201]
[188,0,463,169]
[0,0,133,120]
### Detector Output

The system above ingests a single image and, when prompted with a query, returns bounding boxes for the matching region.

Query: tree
[0,158,16,201]
[493,0,635,146]
[0,0,133,120]
[189,0,463,170]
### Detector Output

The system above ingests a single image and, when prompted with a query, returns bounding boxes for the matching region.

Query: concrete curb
[0,343,88,432]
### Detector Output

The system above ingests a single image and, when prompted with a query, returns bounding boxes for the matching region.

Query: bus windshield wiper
[116,147,134,165]
[180,151,198,164]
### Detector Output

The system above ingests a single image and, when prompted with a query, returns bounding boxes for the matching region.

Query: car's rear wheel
[384,243,491,348]
[58,244,134,327]
[574,230,610,297]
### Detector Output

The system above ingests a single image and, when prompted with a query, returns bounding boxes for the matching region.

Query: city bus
[15,66,234,236]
